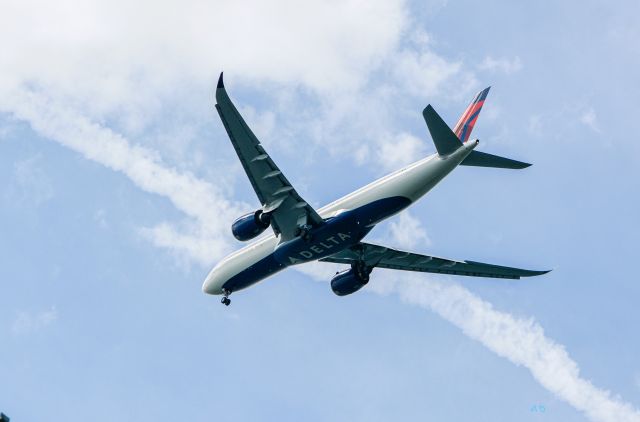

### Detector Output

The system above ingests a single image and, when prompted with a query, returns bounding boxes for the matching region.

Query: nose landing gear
[221,289,232,306]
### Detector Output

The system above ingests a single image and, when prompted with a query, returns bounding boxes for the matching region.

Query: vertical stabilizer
[453,87,490,142]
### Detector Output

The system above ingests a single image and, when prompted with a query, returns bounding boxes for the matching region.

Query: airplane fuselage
[202,139,478,295]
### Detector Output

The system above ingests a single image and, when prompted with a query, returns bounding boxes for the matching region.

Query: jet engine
[231,210,271,241]
[330,265,371,296]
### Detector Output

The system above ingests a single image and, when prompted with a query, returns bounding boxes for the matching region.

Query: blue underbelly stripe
[222,196,411,293]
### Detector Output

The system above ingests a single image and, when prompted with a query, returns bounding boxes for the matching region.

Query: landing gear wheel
[221,288,232,306]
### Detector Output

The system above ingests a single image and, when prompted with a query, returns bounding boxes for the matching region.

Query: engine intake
[231,210,271,241]
[330,265,370,296]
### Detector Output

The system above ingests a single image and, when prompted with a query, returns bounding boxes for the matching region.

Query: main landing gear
[221,289,231,306]
[352,261,372,283]
[296,224,313,242]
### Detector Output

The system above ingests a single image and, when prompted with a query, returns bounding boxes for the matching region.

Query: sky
[1,0,640,421]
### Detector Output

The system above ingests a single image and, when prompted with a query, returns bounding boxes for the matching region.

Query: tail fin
[454,87,490,142]
[422,105,463,156]
[422,87,532,169]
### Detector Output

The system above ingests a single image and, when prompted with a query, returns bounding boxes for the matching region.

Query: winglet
[217,72,225,89]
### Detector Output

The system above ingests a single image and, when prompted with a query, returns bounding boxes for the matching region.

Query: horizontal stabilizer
[423,105,463,156]
[460,150,531,169]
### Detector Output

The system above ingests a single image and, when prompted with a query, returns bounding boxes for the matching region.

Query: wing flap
[321,242,549,280]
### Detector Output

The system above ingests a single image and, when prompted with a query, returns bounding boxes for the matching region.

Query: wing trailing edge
[321,242,550,280]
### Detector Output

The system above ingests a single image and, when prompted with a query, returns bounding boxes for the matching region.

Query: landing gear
[296,224,313,242]
[221,288,231,306]
[351,261,372,283]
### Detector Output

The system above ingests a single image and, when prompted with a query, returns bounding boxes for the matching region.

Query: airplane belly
[274,196,410,265]
[220,254,286,294]
[203,196,411,295]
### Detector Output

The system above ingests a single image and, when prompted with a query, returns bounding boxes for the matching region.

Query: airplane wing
[215,73,323,240]
[320,242,549,279]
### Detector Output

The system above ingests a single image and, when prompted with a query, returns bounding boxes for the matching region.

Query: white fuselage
[203,140,478,295]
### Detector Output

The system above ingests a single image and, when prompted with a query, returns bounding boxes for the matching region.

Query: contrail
[1,88,246,264]
[3,90,639,422]
[371,274,640,422]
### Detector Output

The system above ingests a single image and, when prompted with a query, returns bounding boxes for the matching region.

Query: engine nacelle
[231,210,271,241]
[330,267,370,296]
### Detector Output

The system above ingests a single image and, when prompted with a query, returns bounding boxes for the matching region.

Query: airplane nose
[202,270,216,295]
[201,276,213,294]
[202,265,225,295]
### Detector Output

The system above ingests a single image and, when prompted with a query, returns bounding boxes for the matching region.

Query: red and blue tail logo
[453,87,490,142]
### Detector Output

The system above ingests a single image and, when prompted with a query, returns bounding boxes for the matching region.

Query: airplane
[203,73,548,306]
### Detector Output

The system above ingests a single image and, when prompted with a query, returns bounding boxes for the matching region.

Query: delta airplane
[204,73,548,306]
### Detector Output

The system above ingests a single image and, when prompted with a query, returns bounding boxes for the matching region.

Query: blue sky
[1,1,639,421]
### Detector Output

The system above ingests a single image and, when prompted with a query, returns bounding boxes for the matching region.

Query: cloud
[0,0,408,126]
[580,107,601,133]
[394,48,477,100]
[12,306,58,334]
[377,132,429,171]
[374,217,640,422]
[0,0,482,170]
[478,56,523,75]
[376,274,640,422]
[94,209,108,229]
[5,154,54,207]
[1,88,248,264]
[386,210,432,249]
[0,0,483,263]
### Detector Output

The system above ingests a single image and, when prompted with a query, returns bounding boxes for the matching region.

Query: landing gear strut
[296,224,313,242]
[221,288,231,306]
[352,261,372,283]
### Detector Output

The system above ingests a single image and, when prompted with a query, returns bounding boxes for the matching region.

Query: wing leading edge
[320,242,549,279]
[215,73,323,240]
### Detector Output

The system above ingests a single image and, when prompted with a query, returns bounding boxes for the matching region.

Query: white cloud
[12,306,58,334]
[1,88,248,264]
[0,0,483,262]
[377,132,429,171]
[387,210,432,249]
[580,107,601,133]
[5,154,54,207]
[0,0,408,124]
[478,56,523,75]
[394,49,476,100]
[94,209,108,229]
[0,0,483,168]
[382,275,640,422]
[374,216,640,422]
